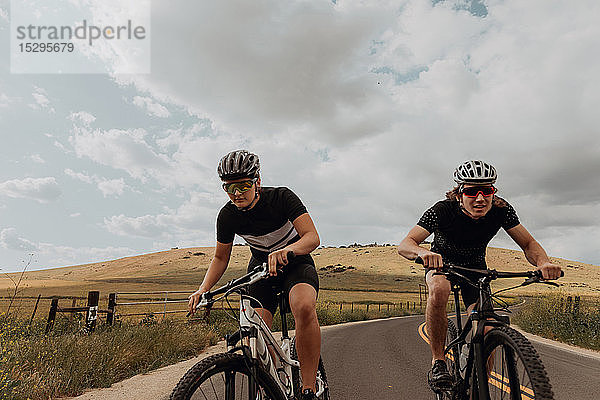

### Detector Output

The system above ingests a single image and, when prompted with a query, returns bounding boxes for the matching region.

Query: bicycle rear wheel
[170,352,286,400]
[435,318,461,400]
[291,337,330,400]
[482,326,554,400]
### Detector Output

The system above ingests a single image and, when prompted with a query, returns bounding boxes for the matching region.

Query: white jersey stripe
[240,221,298,252]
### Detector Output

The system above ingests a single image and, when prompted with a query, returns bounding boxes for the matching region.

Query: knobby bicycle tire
[481,326,554,400]
[170,352,287,400]
[434,319,461,400]
[438,318,461,400]
[291,337,330,400]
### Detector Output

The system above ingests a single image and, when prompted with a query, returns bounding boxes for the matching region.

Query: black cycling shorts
[247,254,319,315]
[426,267,482,308]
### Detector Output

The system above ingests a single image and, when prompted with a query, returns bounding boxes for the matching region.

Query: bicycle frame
[444,272,514,400]
[198,256,328,399]
[227,294,300,398]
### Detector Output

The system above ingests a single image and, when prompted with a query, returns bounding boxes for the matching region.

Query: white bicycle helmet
[217,150,260,181]
[453,160,497,185]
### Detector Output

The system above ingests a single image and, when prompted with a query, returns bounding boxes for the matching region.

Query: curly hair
[445,186,507,207]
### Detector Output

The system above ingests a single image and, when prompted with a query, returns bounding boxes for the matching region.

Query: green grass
[513,294,600,351]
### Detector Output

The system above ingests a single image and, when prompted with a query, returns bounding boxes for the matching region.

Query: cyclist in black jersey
[397,160,562,391]
[188,150,322,400]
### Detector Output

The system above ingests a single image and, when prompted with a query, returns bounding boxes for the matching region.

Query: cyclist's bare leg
[289,283,320,392]
[254,308,274,328]
[426,270,451,362]
[253,308,279,361]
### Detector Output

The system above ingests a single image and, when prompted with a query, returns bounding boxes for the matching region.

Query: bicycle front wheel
[170,352,286,400]
[482,326,554,400]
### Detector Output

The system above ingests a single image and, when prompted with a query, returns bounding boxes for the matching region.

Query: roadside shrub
[0,313,220,400]
[513,294,600,351]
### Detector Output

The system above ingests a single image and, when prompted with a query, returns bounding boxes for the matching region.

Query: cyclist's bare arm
[397,225,443,269]
[267,212,320,275]
[188,241,233,314]
[506,224,562,280]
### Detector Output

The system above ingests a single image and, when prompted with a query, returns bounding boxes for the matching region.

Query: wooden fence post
[69,298,77,321]
[29,294,41,325]
[351,302,354,312]
[366,304,370,312]
[163,292,169,320]
[45,298,59,334]
[107,293,116,325]
[339,303,342,311]
[85,291,100,332]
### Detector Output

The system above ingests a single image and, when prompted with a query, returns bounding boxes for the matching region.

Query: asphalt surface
[321,315,600,400]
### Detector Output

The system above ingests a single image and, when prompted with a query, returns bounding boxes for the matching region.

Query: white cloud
[68,121,173,184]
[104,192,221,239]
[28,86,55,113]
[70,213,81,218]
[35,243,136,268]
[0,93,10,108]
[64,168,127,197]
[67,114,236,189]
[0,228,38,252]
[30,154,45,164]
[64,168,94,184]
[132,96,171,118]
[110,1,395,141]
[69,111,96,126]
[97,178,125,197]
[0,177,61,203]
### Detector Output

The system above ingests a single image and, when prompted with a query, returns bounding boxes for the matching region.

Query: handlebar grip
[414,256,424,265]
[532,269,564,280]
[287,250,296,261]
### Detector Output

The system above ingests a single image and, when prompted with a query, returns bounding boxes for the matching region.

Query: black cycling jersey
[417,198,520,270]
[216,186,308,261]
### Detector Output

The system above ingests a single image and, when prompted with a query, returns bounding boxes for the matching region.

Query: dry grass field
[1,244,598,318]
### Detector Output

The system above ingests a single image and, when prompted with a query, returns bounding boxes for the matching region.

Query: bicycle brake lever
[522,276,559,287]
[522,276,538,286]
[540,281,560,287]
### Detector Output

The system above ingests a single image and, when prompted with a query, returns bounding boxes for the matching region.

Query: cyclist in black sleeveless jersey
[397,160,562,391]
[188,150,322,400]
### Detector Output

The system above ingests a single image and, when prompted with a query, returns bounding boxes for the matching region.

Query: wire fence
[2,286,547,333]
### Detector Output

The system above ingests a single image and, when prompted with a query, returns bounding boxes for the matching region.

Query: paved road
[321,315,600,399]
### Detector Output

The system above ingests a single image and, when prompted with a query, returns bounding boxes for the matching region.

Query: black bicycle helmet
[453,160,497,185]
[217,150,260,181]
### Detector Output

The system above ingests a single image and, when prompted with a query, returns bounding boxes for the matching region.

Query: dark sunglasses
[222,179,256,194]
[461,186,496,197]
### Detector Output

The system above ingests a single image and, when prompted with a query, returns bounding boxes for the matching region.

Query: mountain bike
[170,252,329,400]
[416,258,562,400]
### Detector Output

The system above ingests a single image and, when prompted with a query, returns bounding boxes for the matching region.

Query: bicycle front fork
[473,342,490,400]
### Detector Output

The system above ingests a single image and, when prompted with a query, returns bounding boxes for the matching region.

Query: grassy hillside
[2,244,598,309]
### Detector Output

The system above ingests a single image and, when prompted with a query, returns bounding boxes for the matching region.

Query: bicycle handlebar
[413,256,563,282]
[197,251,296,308]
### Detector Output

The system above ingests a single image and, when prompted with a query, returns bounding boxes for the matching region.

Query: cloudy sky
[1,0,599,273]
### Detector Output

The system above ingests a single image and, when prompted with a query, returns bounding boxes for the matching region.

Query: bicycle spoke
[487,343,537,400]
